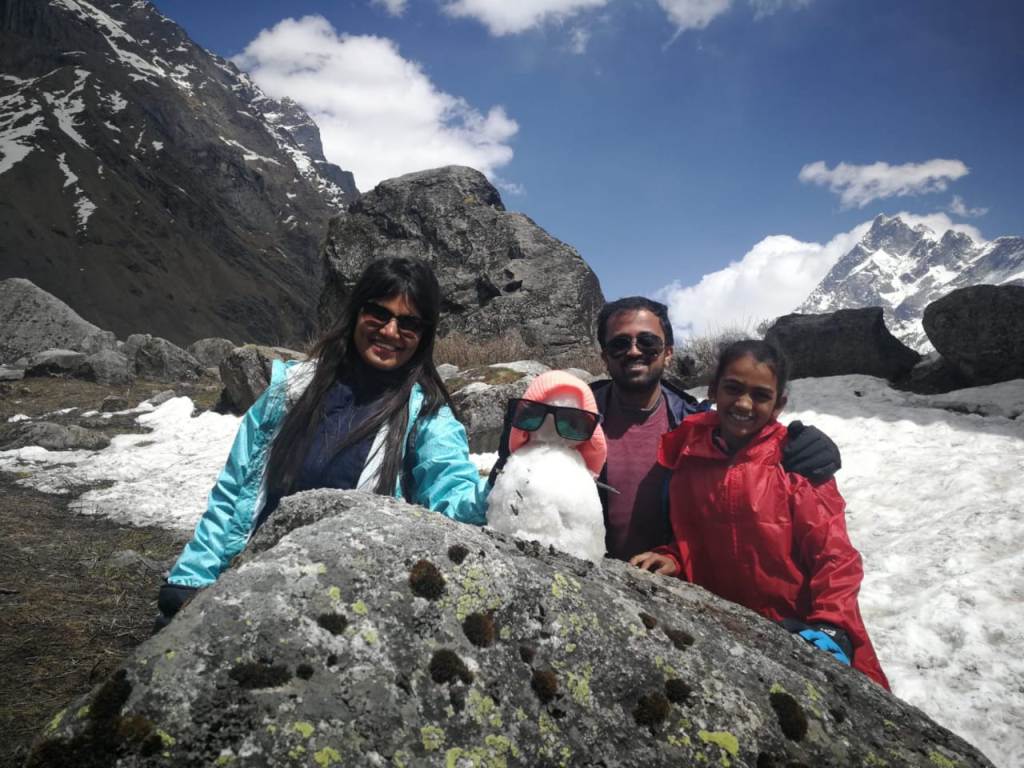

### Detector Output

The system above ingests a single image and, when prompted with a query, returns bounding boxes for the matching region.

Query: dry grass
[672,324,760,388]
[0,475,186,767]
[435,332,606,375]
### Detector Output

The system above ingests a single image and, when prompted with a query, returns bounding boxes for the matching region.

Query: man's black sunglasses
[605,332,665,358]
[360,301,428,335]
[509,398,600,442]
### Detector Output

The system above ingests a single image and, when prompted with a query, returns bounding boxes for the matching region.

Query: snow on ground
[1,377,1022,765]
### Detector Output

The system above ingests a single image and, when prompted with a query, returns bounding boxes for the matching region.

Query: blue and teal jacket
[167,360,489,589]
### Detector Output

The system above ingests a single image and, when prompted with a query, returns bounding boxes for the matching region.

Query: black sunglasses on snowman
[509,398,601,441]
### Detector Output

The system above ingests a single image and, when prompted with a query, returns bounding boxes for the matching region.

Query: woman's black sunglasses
[360,301,428,336]
[605,332,665,358]
[509,398,600,442]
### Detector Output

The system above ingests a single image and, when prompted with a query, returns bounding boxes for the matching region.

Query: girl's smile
[711,353,787,452]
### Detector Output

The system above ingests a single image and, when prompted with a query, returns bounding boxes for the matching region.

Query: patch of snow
[151,140,163,151]
[218,136,280,165]
[103,120,120,132]
[7,414,30,423]
[56,152,78,188]
[75,195,96,230]
[105,89,128,112]
[0,96,45,175]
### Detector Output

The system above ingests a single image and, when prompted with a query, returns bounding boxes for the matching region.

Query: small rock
[25,349,87,378]
[100,395,130,413]
[437,363,459,381]
[148,390,177,406]
[0,366,25,381]
[1,421,110,451]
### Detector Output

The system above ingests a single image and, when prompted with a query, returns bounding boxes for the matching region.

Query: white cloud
[234,16,518,190]
[569,26,590,54]
[798,159,970,208]
[948,195,988,219]
[441,0,610,36]
[749,0,812,18]
[657,211,985,339]
[657,0,732,32]
[371,0,408,16]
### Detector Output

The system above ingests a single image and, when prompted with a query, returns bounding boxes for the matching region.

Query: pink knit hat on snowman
[508,370,607,476]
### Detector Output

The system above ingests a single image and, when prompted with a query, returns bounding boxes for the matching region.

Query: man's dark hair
[596,297,674,348]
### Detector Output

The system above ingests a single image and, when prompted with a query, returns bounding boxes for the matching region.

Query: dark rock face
[923,285,1024,385]
[218,344,306,413]
[0,278,115,364]
[765,308,921,381]
[0,0,356,348]
[32,490,991,767]
[892,353,972,395]
[319,166,604,363]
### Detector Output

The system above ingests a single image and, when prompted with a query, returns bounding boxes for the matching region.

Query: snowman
[486,370,607,564]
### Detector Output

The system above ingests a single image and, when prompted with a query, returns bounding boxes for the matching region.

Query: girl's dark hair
[264,256,452,499]
[710,339,790,402]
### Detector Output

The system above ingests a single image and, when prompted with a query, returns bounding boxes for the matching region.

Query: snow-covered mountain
[797,215,1024,350]
[0,0,358,346]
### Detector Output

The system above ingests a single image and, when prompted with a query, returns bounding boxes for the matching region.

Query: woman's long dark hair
[264,257,453,499]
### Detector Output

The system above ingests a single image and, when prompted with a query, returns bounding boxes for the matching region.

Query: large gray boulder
[218,344,307,414]
[79,348,133,386]
[923,285,1024,385]
[0,421,110,451]
[448,362,549,452]
[765,308,921,381]
[124,334,204,382]
[31,490,991,767]
[0,278,116,364]
[187,337,237,370]
[319,166,604,364]
[24,349,87,378]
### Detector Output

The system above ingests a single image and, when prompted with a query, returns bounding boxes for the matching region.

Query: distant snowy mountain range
[0,0,357,346]
[798,215,1024,350]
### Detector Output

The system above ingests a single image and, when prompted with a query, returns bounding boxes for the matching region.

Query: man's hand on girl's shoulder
[629,551,680,576]
[782,421,841,483]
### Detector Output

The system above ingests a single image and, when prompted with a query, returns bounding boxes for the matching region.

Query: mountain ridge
[797,214,1024,350]
[0,0,357,347]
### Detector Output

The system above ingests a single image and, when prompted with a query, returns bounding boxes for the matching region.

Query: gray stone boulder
[218,344,307,414]
[0,364,25,381]
[187,337,237,370]
[24,349,87,378]
[0,278,117,364]
[32,490,992,767]
[923,284,1024,385]
[765,308,921,380]
[124,334,204,382]
[78,348,133,386]
[319,166,604,364]
[448,362,549,452]
[0,421,110,451]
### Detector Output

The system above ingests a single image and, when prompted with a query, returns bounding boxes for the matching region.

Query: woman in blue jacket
[157,257,488,626]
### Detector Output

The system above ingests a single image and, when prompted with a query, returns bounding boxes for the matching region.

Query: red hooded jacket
[655,411,889,689]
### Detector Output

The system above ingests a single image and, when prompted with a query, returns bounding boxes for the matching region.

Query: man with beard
[590,297,840,561]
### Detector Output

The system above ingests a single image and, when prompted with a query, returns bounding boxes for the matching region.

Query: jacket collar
[659,410,787,468]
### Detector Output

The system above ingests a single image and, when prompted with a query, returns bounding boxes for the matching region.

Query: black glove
[487,398,519,486]
[782,421,841,483]
[781,618,853,665]
[153,582,199,634]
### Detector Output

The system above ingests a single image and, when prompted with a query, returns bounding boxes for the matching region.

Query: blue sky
[153,0,1024,335]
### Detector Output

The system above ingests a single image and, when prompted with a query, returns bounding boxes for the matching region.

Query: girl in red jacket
[630,340,889,688]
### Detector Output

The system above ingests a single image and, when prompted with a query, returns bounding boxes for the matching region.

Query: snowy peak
[798,216,1024,351]
[0,0,358,346]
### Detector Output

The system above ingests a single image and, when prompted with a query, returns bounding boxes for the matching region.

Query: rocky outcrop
[765,308,921,381]
[319,166,604,363]
[922,285,1024,385]
[31,490,992,767]
[218,344,307,414]
[124,334,204,382]
[0,278,115,364]
[0,421,110,451]
[448,362,548,452]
